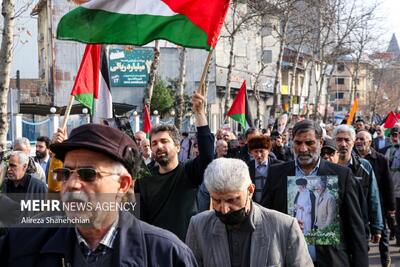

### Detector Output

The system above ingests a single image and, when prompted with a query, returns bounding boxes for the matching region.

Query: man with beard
[333,125,383,245]
[34,136,51,178]
[0,124,198,266]
[186,158,312,267]
[137,92,214,241]
[261,120,368,266]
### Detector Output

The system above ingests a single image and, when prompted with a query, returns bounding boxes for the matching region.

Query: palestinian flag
[227,81,254,129]
[382,111,400,136]
[57,0,231,51]
[71,44,113,119]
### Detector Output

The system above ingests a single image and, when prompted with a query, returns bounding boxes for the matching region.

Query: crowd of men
[0,92,397,267]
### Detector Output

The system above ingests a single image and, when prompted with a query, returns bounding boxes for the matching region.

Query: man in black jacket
[247,135,282,203]
[356,130,395,267]
[137,92,214,241]
[0,124,197,267]
[261,120,368,267]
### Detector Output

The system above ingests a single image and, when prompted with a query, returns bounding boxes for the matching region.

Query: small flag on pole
[143,105,152,134]
[227,80,253,129]
[346,98,358,125]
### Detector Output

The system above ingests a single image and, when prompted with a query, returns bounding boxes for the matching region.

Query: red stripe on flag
[162,0,230,48]
[71,44,101,96]
[143,105,152,134]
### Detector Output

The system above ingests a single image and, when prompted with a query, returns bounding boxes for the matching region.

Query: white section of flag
[93,74,112,122]
[82,0,177,16]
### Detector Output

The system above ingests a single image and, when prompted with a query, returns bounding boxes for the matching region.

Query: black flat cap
[50,124,139,175]
[322,138,338,151]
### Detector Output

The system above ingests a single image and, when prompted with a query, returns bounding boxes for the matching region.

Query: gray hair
[204,158,251,193]
[13,137,30,149]
[332,125,356,141]
[10,151,29,165]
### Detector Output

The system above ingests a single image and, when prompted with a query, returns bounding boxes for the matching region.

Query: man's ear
[118,174,133,194]
[176,143,181,153]
[248,183,256,198]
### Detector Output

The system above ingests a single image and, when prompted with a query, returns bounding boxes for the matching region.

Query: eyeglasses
[53,167,119,182]
[321,151,336,157]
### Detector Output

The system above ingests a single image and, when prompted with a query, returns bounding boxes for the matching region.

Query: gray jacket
[186,202,313,267]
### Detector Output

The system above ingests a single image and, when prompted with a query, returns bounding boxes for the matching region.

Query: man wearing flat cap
[320,138,339,163]
[0,124,198,266]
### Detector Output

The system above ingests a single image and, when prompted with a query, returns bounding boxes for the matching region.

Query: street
[370,240,400,266]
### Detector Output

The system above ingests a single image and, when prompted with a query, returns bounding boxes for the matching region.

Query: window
[337,64,345,72]
[336,78,345,85]
[337,92,344,99]
[262,50,272,64]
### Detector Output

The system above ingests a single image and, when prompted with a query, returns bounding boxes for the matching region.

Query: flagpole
[196,49,213,96]
[61,95,75,130]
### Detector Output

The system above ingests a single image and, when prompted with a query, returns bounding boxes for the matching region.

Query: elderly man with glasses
[0,124,198,267]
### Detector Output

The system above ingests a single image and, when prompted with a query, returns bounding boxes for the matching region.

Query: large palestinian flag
[57,0,230,51]
[227,81,254,129]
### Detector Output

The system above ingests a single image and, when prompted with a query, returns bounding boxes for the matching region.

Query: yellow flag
[47,156,63,193]
[347,98,359,125]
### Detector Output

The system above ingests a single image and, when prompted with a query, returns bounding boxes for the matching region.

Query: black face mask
[215,193,249,226]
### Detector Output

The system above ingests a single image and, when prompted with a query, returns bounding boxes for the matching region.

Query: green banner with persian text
[108,48,154,87]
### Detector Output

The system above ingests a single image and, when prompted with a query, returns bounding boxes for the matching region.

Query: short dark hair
[355,118,365,123]
[150,125,181,145]
[36,136,51,148]
[248,135,272,151]
[245,127,259,139]
[292,120,323,139]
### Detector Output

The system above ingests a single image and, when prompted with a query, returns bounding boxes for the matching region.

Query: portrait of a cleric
[0,124,197,267]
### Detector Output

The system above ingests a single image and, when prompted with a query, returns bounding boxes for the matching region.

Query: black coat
[0,212,198,267]
[260,159,368,267]
[364,149,396,211]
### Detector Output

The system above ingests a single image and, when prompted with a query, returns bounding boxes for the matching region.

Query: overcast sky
[10,0,400,79]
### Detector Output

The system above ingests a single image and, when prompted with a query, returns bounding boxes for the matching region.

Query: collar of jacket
[210,202,269,266]
[39,212,147,266]
[367,148,378,160]
[349,153,361,172]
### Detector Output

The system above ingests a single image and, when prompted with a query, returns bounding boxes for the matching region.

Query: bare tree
[0,0,15,150]
[221,1,261,116]
[174,47,186,130]
[144,41,160,109]
[305,0,378,117]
